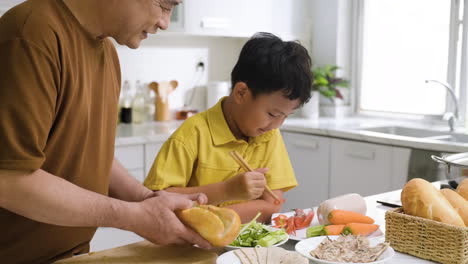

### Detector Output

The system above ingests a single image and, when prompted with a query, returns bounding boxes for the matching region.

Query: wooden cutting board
[55,241,219,264]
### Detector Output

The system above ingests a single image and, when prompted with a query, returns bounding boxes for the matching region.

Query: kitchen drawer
[115,145,144,170]
[330,139,392,197]
[282,131,330,209]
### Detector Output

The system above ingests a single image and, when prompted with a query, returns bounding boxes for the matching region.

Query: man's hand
[225,168,269,200]
[129,191,211,248]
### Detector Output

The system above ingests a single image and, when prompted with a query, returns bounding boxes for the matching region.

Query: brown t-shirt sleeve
[0,37,59,171]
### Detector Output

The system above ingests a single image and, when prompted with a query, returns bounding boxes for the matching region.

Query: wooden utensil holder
[155,96,170,121]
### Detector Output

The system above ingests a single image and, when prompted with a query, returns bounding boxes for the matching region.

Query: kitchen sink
[360,125,468,144]
[425,134,468,144]
[360,126,445,138]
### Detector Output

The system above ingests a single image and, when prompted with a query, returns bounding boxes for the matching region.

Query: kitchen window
[354,0,468,122]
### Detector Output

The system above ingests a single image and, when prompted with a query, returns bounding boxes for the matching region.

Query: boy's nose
[267,118,284,131]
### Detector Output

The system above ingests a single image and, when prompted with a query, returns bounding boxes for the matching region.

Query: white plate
[295,235,395,264]
[224,236,288,251]
[271,208,384,241]
[271,208,316,241]
[217,251,241,264]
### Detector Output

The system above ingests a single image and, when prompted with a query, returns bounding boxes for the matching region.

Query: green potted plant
[312,65,349,103]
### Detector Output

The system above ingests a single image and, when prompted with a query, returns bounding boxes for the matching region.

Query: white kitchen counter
[115,117,468,153]
[115,121,183,146]
[282,117,468,153]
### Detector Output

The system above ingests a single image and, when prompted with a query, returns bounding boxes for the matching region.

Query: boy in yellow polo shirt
[144,32,312,223]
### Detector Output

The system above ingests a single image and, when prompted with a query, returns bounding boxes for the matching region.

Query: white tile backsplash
[115,35,246,111]
[116,46,208,110]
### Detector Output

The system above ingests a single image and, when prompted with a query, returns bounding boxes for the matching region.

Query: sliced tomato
[273,214,288,222]
[295,211,315,229]
[286,216,296,235]
[293,215,305,228]
[272,214,288,228]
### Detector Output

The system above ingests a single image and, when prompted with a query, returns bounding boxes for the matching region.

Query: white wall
[116,35,246,111]
[310,0,353,105]
[310,0,352,69]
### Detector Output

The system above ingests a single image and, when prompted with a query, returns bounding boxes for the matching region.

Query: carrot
[328,209,375,225]
[343,223,379,236]
[306,224,345,237]
[324,225,345,235]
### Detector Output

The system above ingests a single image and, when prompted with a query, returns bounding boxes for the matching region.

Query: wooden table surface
[55,240,219,264]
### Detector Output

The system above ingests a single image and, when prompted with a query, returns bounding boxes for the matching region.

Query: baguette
[456,178,468,200]
[440,188,468,226]
[177,205,241,247]
[401,178,465,227]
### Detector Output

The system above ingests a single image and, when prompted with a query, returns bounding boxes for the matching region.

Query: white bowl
[295,236,395,264]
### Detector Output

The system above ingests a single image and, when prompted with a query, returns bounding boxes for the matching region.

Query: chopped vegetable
[230,213,288,247]
[328,209,374,225]
[272,209,315,235]
[286,216,296,235]
[272,214,288,228]
[306,225,345,237]
[257,230,289,247]
[294,209,315,229]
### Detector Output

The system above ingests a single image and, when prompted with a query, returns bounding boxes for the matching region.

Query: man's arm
[109,158,153,202]
[166,183,229,205]
[225,190,284,223]
[0,169,211,248]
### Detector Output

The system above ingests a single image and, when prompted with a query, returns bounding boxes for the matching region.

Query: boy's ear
[232,82,250,104]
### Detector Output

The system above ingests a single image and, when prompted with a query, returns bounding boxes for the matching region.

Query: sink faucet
[425,80,459,132]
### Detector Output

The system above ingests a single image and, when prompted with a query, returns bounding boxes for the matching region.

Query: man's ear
[232,82,250,104]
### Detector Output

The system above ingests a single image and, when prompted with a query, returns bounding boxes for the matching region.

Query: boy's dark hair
[231,32,312,105]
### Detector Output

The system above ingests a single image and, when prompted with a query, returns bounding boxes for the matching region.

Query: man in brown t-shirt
[0,0,211,263]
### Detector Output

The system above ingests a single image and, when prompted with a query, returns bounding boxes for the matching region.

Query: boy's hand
[226,168,269,200]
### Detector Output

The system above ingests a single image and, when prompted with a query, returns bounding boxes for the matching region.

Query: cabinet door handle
[201,17,230,29]
[345,147,375,160]
[291,139,319,150]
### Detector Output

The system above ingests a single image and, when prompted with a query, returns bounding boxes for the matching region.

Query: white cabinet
[168,0,310,41]
[282,132,330,209]
[180,0,271,37]
[114,141,165,182]
[282,131,412,206]
[329,139,409,197]
[115,144,145,182]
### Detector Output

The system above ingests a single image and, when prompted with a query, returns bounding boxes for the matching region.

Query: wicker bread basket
[385,208,468,264]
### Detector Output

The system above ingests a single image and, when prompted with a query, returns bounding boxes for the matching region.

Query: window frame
[351,0,468,125]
